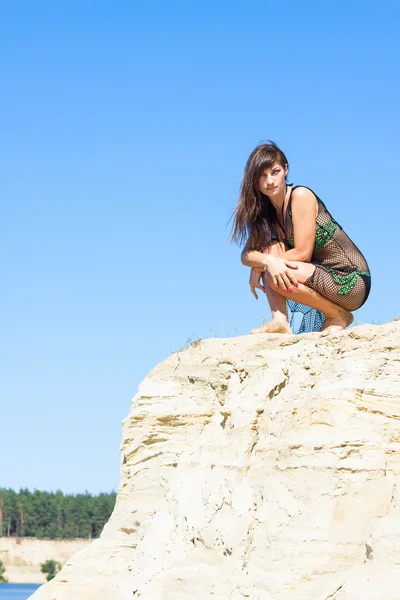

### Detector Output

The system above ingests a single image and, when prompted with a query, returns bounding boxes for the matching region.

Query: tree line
[0,488,116,539]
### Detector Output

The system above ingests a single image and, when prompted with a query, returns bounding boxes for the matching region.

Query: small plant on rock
[40,559,62,581]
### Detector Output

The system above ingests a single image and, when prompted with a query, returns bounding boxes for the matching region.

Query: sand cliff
[30,322,400,599]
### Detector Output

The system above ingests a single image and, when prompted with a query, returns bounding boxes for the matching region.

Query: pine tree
[40,559,61,581]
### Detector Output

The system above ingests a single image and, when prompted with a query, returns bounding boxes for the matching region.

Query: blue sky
[1,1,399,494]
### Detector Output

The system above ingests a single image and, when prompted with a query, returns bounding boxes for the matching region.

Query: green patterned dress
[282,185,371,333]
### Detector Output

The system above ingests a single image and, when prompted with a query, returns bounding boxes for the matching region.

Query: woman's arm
[241,239,270,270]
[282,187,317,262]
[242,238,300,291]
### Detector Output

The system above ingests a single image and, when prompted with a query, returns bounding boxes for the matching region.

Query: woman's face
[258,162,288,197]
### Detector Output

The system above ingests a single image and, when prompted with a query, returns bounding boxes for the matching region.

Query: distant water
[0,584,41,599]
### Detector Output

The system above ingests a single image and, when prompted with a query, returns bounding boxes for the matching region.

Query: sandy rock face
[30,322,400,599]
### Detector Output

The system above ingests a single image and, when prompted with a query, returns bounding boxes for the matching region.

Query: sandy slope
[0,538,91,583]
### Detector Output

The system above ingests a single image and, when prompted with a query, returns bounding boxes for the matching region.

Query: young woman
[231,141,371,334]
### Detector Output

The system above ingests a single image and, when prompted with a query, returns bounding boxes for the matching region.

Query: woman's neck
[268,184,289,212]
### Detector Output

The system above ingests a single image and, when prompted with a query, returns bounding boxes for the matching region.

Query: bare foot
[320,308,354,333]
[250,320,292,335]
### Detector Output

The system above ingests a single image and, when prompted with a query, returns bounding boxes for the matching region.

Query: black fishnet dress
[281,185,371,333]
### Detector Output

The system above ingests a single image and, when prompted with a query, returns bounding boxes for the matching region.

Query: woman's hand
[265,256,299,292]
[249,268,266,300]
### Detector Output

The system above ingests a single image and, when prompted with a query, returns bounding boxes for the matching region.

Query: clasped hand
[249,267,265,299]
[249,256,299,299]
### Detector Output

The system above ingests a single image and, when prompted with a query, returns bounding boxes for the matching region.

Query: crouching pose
[230,141,371,334]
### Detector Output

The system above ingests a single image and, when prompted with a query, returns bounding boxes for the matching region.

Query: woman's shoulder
[291,184,319,197]
[290,185,320,204]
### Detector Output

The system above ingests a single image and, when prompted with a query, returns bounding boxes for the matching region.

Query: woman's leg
[250,241,292,334]
[251,242,353,334]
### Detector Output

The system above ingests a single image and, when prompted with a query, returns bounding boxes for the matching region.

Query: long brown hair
[230,140,289,249]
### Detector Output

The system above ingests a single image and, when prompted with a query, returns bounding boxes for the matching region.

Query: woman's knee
[262,270,275,289]
[262,240,286,256]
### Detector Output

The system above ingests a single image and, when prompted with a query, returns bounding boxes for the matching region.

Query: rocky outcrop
[30,322,400,599]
